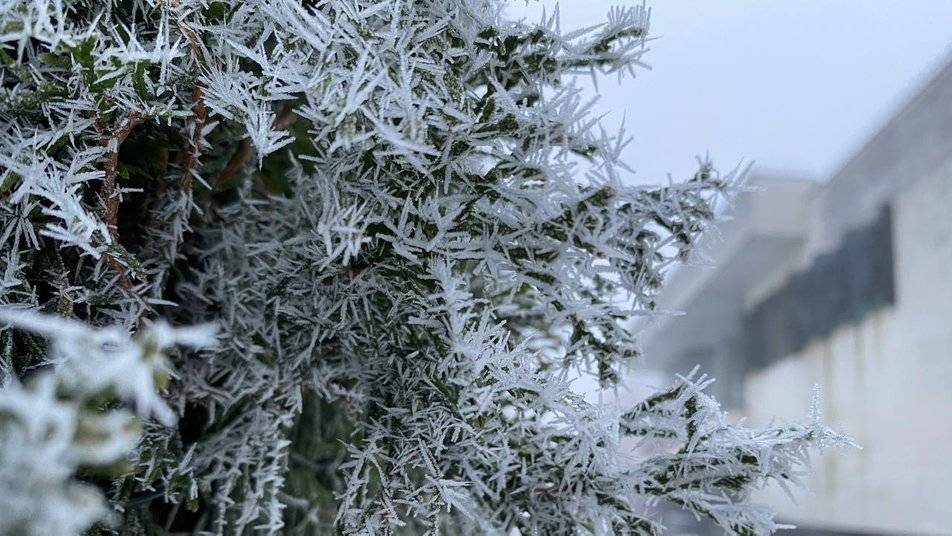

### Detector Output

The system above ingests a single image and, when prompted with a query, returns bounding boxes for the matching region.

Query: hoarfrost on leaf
[0,0,851,535]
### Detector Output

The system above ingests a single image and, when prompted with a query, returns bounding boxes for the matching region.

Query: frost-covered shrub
[0,309,214,534]
[0,1,848,534]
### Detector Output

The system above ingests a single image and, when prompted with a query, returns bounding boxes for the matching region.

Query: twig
[212,138,251,190]
[97,113,142,289]
[179,84,208,191]
[170,0,208,192]
[272,107,298,131]
[128,487,166,507]
[212,107,297,190]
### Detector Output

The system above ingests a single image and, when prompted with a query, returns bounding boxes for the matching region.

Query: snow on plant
[621,371,851,534]
[0,309,215,535]
[0,0,850,534]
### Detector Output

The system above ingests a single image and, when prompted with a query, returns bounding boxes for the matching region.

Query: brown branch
[169,0,205,64]
[170,2,298,194]
[179,84,208,191]
[271,107,298,131]
[97,113,142,290]
[212,107,298,191]
[212,138,252,190]
[102,115,142,231]
[170,0,208,192]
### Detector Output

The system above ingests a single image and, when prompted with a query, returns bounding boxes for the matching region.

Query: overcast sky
[505,1,952,184]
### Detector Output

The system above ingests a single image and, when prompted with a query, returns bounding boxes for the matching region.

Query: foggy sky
[506,1,952,184]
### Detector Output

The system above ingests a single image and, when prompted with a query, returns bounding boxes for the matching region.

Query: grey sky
[506,1,952,184]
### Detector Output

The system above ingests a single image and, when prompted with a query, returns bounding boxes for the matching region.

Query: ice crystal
[0,1,849,534]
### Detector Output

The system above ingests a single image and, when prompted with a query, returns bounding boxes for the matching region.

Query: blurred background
[508,2,952,535]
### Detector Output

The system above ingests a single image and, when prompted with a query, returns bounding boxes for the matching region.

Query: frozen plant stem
[97,113,142,289]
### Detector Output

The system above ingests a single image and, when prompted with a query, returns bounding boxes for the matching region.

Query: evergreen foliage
[0,1,848,534]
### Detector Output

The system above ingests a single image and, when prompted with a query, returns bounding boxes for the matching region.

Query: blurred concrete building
[640,59,952,534]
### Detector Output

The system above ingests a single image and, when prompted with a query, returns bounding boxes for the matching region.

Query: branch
[97,113,142,289]
[212,138,251,190]
[179,84,208,191]
[170,0,208,192]
[212,107,297,190]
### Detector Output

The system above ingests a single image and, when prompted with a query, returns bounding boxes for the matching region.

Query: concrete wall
[744,159,952,534]
[633,57,952,534]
